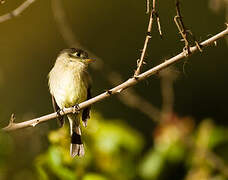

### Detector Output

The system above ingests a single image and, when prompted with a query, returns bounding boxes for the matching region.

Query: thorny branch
[174,0,202,55]
[1,1,228,174]
[0,0,36,23]
[134,0,162,76]
[2,26,228,132]
[51,0,160,121]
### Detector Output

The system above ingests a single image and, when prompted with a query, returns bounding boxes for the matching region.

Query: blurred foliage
[1,113,228,180]
[0,132,13,179]
[35,112,144,180]
[29,113,228,180]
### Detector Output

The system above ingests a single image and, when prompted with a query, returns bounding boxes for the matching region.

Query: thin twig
[146,0,150,14]
[174,0,190,54]
[134,5,153,77]
[0,0,36,23]
[5,114,16,129]
[2,26,227,132]
[51,0,160,122]
[153,0,162,37]
[174,0,202,55]
[134,0,162,76]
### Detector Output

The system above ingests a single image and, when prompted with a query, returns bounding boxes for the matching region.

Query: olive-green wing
[52,95,65,127]
[82,87,91,127]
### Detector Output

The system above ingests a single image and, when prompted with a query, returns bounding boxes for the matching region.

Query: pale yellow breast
[49,59,88,109]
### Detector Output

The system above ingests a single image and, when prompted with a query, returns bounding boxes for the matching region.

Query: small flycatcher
[48,48,94,157]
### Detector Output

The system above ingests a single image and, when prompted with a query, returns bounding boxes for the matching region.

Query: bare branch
[134,7,153,76]
[134,0,162,76]
[146,0,150,14]
[174,0,202,55]
[4,114,16,130]
[2,26,227,132]
[0,0,36,23]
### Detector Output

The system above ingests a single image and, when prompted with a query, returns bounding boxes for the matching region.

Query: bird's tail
[67,114,84,157]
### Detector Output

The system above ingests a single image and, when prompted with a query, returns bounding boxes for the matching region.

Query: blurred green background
[0,0,228,179]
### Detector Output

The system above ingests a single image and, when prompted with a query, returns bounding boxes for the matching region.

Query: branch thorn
[9,114,15,125]
[134,76,139,80]
[116,89,123,93]
[225,23,228,28]
[31,120,39,127]
[105,90,112,95]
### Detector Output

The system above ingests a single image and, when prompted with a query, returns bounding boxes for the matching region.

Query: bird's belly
[53,72,87,109]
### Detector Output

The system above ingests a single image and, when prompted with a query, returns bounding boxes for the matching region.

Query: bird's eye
[73,51,86,58]
[74,51,80,57]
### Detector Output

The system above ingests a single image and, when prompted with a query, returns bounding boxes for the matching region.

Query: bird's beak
[85,58,95,63]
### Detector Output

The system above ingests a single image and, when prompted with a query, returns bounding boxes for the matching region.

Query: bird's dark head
[61,48,88,59]
[58,48,95,64]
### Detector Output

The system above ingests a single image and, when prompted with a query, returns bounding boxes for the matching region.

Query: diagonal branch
[51,0,160,122]
[2,26,228,132]
[0,0,36,23]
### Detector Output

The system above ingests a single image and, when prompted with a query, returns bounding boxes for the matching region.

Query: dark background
[0,0,227,179]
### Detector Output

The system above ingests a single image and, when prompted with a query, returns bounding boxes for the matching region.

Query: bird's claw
[73,104,80,114]
[56,109,65,127]
[57,109,64,117]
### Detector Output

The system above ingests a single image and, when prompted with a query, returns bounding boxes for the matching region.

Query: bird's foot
[56,109,65,127]
[73,104,80,114]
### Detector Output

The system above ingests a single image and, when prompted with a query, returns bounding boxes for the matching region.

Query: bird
[48,48,94,157]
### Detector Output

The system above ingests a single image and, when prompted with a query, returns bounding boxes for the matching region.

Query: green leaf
[83,173,108,180]
[139,149,165,179]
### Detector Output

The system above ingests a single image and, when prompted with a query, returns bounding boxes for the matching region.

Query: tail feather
[70,144,84,157]
[68,114,84,157]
